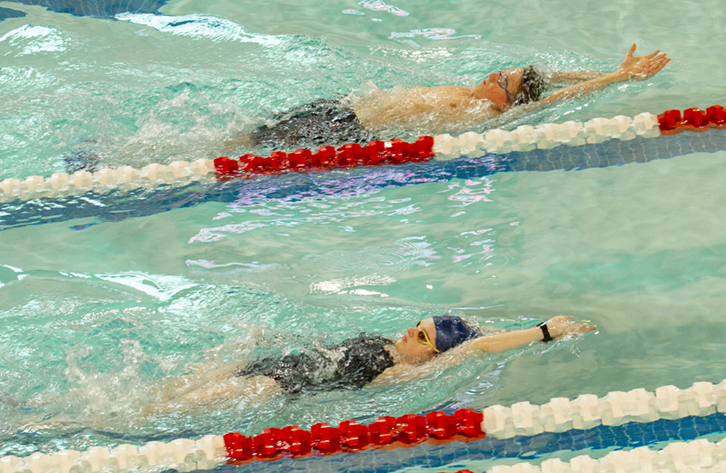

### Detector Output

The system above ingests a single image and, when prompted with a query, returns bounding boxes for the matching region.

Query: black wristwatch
[537,322,553,342]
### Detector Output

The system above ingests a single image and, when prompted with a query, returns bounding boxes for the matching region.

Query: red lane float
[657,105,725,134]
[214,136,435,181]
[223,408,484,465]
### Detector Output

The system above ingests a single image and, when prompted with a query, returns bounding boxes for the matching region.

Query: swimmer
[141,315,596,415]
[226,44,669,151]
[18,315,595,430]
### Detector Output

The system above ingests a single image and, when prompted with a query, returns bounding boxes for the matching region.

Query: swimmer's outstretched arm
[370,316,596,386]
[547,71,606,84]
[528,44,670,111]
[463,315,597,354]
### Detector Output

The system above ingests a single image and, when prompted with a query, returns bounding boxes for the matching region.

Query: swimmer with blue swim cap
[168,314,596,403]
[18,313,597,431]
[229,314,596,396]
[390,314,596,365]
[19,313,598,429]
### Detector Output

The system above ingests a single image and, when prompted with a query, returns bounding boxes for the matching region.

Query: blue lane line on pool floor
[203,413,726,473]
[1,129,724,232]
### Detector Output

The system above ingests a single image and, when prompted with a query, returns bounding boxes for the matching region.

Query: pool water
[1,0,726,466]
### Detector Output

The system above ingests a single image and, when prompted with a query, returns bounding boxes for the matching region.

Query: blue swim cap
[433,316,478,352]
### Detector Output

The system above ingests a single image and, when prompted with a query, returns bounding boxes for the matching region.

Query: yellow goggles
[416,321,440,353]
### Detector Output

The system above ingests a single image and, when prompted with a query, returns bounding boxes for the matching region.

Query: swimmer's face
[395,317,438,361]
[472,67,525,111]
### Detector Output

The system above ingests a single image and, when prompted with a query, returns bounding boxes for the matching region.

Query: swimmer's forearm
[537,71,627,107]
[549,71,606,83]
[468,327,545,353]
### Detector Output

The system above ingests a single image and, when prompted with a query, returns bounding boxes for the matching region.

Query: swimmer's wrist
[609,69,630,82]
[537,322,554,343]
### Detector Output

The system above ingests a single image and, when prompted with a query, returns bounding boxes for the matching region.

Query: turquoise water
[1,0,726,463]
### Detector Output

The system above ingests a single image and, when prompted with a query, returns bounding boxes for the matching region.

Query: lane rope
[3,378,724,473]
[1,105,723,203]
[5,106,724,204]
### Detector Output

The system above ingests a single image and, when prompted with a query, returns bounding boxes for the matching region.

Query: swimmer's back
[236,334,395,394]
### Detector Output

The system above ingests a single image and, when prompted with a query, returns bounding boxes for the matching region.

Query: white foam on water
[115,13,283,47]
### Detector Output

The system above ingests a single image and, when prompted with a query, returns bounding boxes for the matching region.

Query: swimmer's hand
[544,315,597,339]
[616,44,670,81]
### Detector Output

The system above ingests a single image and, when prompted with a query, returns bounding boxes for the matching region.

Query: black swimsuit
[248,99,373,151]
[235,334,395,394]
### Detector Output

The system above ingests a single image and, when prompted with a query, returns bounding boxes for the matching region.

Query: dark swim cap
[433,316,478,352]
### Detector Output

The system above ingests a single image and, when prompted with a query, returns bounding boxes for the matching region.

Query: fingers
[644,55,670,77]
[629,45,669,69]
[651,58,669,73]
[652,58,670,75]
